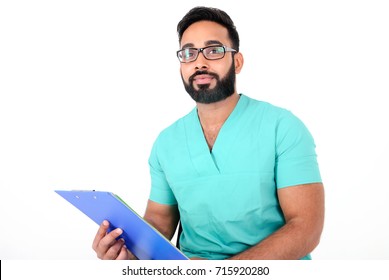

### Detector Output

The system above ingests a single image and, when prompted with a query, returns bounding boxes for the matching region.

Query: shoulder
[241,94,302,125]
[152,107,196,145]
[241,95,315,147]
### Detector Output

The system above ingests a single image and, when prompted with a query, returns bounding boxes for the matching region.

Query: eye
[208,46,224,54]
[182,49,196,58]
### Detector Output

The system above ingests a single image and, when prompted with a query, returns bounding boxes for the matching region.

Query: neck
[196,93,240,128]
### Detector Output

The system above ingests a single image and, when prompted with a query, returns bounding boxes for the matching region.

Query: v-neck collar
[184,94,249,175]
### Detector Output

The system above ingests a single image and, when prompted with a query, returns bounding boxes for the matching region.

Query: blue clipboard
[55,190,188,260]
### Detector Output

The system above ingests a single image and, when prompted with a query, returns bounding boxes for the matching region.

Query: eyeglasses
[177,45,237,63]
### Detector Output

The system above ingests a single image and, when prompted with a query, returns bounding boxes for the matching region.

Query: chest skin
[202,124,222,151]
[197,93,241,151]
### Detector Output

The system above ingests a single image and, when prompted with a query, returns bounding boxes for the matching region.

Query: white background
[1,0,388,260]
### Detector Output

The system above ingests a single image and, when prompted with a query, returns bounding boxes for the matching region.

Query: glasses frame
[177,45,237,63]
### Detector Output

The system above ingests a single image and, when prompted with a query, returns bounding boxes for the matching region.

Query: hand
[92,220,137,260]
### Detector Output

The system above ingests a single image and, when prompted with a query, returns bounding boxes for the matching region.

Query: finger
[116,244,129,260]
[103,238,125,260]
[97,227,123,255]
[127,248,138,260]
[92,220,110,251]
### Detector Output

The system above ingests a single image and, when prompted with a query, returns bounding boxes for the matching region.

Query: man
[92,6,324,260]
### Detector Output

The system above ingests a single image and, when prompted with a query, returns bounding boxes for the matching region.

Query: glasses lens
[178,48,198,62]
[204,46,225,60]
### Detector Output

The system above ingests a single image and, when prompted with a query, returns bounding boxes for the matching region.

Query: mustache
[189,70,219,83]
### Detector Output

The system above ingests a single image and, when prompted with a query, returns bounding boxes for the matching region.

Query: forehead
[180,20,231,48]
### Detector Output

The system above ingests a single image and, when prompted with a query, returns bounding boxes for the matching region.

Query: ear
[234,52,244,74]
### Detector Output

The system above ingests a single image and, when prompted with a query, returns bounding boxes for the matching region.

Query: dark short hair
[177,6,240,51]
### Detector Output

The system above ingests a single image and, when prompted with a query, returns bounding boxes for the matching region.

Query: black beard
[181,62,236,104]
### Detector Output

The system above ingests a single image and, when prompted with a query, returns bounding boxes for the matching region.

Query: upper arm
[277,183,325,243]
[143,199,180,240]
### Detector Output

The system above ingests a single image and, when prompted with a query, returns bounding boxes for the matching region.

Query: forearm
[144,216,177,240]
[143,200,180,240]
[228,218,321,260]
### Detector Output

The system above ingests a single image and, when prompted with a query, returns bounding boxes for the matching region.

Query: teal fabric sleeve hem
[276,155,322,188]
[148,133,178,205]
[149,188,178,205]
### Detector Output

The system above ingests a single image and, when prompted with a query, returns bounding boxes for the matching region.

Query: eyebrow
[181,40,224,49]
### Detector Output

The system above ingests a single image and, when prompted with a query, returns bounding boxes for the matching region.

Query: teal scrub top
[148,94,322,260]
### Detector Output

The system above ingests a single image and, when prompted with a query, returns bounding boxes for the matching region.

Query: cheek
[180,66,192,81]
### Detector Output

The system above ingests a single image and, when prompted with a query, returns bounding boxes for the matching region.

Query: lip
[193,74,214,85]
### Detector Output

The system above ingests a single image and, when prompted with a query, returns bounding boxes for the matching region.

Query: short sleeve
[148,136,178,205]
[275,111,322,188]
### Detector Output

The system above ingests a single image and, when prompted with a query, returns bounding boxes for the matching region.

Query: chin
[196,84,214,91]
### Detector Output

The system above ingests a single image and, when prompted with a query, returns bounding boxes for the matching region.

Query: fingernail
[116,228,123,235]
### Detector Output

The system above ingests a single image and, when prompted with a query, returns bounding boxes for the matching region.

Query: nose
[194,52,209,71]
